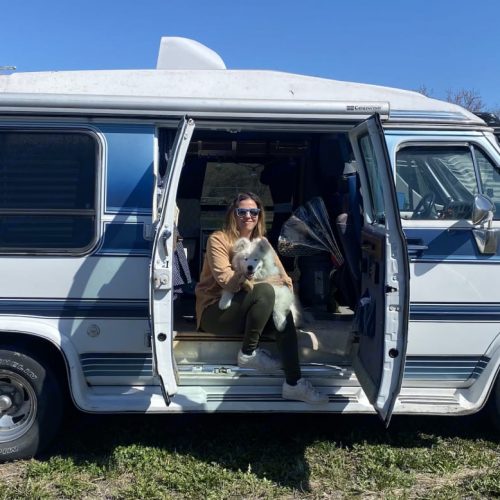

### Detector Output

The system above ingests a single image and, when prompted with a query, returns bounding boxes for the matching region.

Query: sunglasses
[235,208,261,218]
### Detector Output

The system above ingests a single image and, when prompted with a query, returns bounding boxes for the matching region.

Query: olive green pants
[200,283,301,384]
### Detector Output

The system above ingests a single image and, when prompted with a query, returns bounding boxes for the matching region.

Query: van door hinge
[385,285,397,293]
[154,269,170,289]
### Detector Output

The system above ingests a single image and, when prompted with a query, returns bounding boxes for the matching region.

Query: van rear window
[0,131,98,253]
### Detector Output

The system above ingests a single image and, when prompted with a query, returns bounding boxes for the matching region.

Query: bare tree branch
[445,88,485,112]
[415,85,434,97]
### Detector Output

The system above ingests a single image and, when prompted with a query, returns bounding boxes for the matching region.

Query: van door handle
[407,243,428,257]
[161,228,172,256]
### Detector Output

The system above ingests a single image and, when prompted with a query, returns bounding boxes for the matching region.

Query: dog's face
[232,238,264,276]
[231,238,274,278]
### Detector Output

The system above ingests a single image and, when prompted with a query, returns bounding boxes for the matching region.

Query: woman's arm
[206,232,245,293]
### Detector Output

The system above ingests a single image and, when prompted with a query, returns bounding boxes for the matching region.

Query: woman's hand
[234,270,254,292]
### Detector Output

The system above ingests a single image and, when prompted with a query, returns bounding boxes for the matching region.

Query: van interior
[163,127,365,381]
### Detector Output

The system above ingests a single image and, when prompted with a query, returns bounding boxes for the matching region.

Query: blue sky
[1,0,499,110]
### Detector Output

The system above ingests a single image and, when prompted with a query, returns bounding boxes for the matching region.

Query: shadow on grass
[43,408,497,492]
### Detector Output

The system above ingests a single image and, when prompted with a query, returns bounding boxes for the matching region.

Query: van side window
[358,134,385,223]
[0,131,98,253]
[396,146,478,220]
[474,147,500,219]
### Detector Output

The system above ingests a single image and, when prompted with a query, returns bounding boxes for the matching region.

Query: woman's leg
[241,283,275,353]
[200,283,275,352]
[200,284,279,371]
[264,313,302,385]
[200,293,246,335]
[201,286,326,403]
[272,314,328,404]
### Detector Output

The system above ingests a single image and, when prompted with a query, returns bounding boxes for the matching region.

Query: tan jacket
[195,231,293,328]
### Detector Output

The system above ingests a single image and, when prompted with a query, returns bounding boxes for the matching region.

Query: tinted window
[475,147,500,219]
[0,131,98,252]
[359,134,385,223]
[396,146,478,220]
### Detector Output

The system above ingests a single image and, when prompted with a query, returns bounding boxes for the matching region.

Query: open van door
[348,114,409,424]
[150,116,195,404]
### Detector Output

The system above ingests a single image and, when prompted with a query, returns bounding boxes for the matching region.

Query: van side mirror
[472,194,497,254]
[472,194,495,225]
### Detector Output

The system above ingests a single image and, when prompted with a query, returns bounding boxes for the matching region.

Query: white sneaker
[237,348,281,372]
[282,378,328,404]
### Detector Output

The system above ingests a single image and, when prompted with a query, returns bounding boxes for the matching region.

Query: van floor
[173,306,355,386]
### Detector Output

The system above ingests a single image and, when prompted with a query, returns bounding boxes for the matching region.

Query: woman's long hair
[223,192,266,243]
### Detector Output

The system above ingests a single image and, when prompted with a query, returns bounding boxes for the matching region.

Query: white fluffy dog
[218,237,300,331]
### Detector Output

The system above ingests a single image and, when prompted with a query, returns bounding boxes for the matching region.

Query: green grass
[0,412,499,499]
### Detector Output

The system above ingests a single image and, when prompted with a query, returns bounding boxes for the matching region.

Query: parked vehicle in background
[1,37,500,461]
[476,112,500,144]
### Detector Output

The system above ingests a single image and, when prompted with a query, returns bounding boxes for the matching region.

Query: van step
[174,322,354,365]
[78,385,467,414]
[177,363,354,386]
[204,392,357,404]
[80,384,372,413]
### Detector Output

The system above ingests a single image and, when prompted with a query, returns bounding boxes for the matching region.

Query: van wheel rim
[0,370,37,443]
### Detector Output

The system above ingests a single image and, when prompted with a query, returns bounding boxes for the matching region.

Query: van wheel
[488,371,500,432]
[0,349,63,461]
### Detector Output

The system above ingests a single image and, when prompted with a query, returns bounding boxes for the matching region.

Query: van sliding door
[349,114,409,424]
[150,116,195,404]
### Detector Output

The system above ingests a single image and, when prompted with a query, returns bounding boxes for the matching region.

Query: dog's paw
[273,311,287,331]
[219,295,232,310]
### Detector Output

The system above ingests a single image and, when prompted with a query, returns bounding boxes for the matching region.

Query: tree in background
[415,84,433,98]
[445,89,484,113]
[415,85,495,114]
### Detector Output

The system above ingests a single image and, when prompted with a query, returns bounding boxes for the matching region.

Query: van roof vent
[156,37,226,70]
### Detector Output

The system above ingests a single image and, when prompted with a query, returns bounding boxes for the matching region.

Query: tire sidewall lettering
[0,358,38,380]
[0,446,19,455]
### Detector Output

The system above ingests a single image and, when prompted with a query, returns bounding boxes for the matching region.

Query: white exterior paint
[156,37,226,70]
[0,70,481,123]
[0,38,499,424]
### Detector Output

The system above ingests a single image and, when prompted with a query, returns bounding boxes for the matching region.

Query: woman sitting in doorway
[195,192,327,404]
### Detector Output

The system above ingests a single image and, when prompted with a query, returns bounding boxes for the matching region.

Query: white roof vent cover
[156,37,226,70]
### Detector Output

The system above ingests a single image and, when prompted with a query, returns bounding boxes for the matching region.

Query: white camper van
[1,37,499,461]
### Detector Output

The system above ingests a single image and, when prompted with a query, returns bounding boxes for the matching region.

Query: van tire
[0,349,63,461]
[487,371,500,432]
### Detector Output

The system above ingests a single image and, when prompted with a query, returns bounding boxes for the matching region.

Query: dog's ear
[233,237,251,253]
[257,238,272,253]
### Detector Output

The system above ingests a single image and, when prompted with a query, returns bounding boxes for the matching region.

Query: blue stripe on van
[2,298,498,322]
[81,353,153,377]
[0,299,149,318]
[79,353,490,382]
[404,356,489,381]
[410,303,500,321]
[95,222,151,256]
